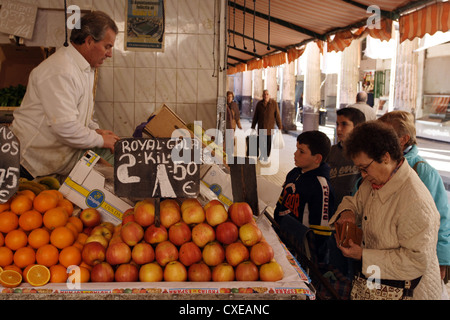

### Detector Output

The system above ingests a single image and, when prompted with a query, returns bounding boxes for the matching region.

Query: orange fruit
[22,263,35,282]
[72,241,83,251]
[67,265,90,283]
[0,246,14,267]
[19,209,43,231]
[76,232,88,245]
[43,207,68,230]
[65,222,79,238]
[36,244,59,267]
[0,198,11,213]
[57,199,74,216]
[79,261,92,271]
[0,211,19,233]
[4,264,23,276]
[68,216,83,233]
[28,228,50,249]
[50,226,75,249]
[59,245,81,268]
[10,194,33,215]
[17,190,36,201]
[5,229,28,250]
[41,190,64,201]
[33,192,59,213]
[13,246,36,269]
[0,269,22,288]
[0,232,4,246]
[49,264,68,283]
[26,264,50,286]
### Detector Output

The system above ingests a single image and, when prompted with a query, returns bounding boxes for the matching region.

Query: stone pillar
[303,42,321,131]
[281,61,297,131]
[233,72,243,110]
[393,38,420,113]
[251,69,264,119]
[266,67,278,99]
[337,39,360,109]
[241,70,253,117]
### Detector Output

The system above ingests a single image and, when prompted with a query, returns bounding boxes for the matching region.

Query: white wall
[0,0,221,137]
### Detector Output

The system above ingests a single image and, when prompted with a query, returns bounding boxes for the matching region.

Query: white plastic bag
[272,129,285,149]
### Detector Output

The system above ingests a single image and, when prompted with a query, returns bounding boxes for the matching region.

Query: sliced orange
[0,269,22,288]
[26,264,50,287]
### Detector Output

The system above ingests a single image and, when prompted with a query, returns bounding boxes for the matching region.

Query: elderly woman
[330,121,441,300]
[379,111,450,283]
[226,91,242,131]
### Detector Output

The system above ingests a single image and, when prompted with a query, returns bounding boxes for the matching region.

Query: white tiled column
[303,42,321,131]
[338,39,360,108]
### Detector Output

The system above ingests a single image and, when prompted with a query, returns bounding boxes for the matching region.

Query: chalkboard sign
[0,0,38,40]
[114,137,201,199]
[0,125,20,204]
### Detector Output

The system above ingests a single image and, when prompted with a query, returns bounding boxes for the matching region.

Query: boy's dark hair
[337,107,366,126]
[297,131,331,162]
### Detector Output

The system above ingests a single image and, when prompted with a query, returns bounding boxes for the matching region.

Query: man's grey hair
[70,11,118,45]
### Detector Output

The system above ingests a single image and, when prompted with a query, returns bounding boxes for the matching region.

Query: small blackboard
[229,156,259,216]
[114,137,201,199]
[0,0,38,40]
[0,125,20,204]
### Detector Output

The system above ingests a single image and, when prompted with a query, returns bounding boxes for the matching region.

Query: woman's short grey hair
[70,11,118,45]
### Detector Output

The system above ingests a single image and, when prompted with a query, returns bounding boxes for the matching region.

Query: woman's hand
[339,239,363,260]
[335,210,356,225]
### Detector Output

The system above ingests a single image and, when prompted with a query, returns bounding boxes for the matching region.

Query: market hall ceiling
[226,0,438,67]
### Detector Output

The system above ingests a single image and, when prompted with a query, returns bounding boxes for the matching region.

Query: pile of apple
[79,199,284,283]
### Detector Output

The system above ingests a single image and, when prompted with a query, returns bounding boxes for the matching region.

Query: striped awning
[399,2,450,43]
[227,0,449,75]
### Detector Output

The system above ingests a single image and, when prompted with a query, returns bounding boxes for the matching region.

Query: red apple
[109,233,124,246]
[215,221,238,245]
[235,261,259,281]
[155,240,178,266]
[90,262,114,282]
[160,203,181,228]
[120,221,144,246]
[82,226,93,236]
[139,262,163,282]
[259,261,284,281]
[131,242,155,265]
[81,241,106,266]
[225,241,249,266]
[134,200,155,227]
[191,222,215,248]
[79,208,101,228]
[114,263,139,282]
[250,240,274,265]
[106,242,132,265]
[163,261,187,281]
[179,242,202,267]
[203,199,223,212]
[202,241,225,267]
[168,221,192,246]
[99,221,116,233]
[205,203,228,226]
[239,223,262,246]
[228,202,254,227]
[212,263,235,281]
[91,225,113,241]
[182,204,205,225]
[85,234,109,249]
[180,198,202,212]
[122,210,135,225]
[188,262,212,282]
[144,224,168,244]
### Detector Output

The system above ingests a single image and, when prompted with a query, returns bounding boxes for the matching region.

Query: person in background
[274,131,335,263]
[226,91,242,131]
[347,91,377,121]
[330,121,441,300]
[11,11,119,181]
[329,107,366,207]
[378,110,450,285]
[251,90,283,162]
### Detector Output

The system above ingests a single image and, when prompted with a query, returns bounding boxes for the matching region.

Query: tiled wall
[0,0,220,137]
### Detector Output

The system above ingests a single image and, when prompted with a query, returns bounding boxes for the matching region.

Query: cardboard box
[59,150,133,225]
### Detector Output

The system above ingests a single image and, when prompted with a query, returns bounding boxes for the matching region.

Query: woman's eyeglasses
[358,159,374,174]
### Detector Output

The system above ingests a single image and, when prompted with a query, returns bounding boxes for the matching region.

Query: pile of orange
[0,189,88,288]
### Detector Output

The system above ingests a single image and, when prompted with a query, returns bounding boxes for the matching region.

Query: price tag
[0,125,20,204]
[114,137,200,199]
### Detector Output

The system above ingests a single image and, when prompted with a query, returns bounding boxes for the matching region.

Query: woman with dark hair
[329,121,441,300]
[226,91,242,131]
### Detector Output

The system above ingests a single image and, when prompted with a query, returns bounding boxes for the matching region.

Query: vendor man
[11,11,120,181]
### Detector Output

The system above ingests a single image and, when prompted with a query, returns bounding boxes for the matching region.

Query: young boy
[328,107,366,207]
[274,130,335,263]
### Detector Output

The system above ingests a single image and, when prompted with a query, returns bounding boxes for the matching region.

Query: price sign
[0,0,38,40]
[0,125,20,204]
[114,137,200,199]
